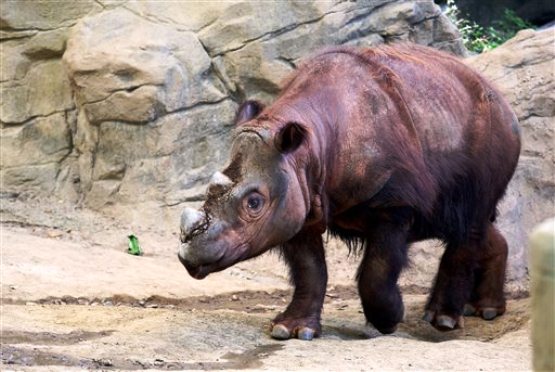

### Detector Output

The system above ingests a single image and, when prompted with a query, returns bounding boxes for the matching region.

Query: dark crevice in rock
[79,83,163,106]
[166,96,232,117]
[23,49,66,61]
[121,5,198,33]
[93,0,106,10]
[53,112,77,182]
[0,109,73,127]
[275,56,297,70]
[97,164,126,181]
[0,30,39,41]
[0,161,64,171]
[411,14,442,26]
[0,23,78,33]
[1,56,67,85]
[195,17,218,34]
[343,1,397,28]
[212,60,245,103]
[197,37,243,103]
[207,9,345,57]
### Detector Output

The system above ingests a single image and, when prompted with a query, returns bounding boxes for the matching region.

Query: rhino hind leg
[424,222,508,330]
[357,210,411,334]
[271,232,327,341]
[464,223,508,320]
[424,238,477,330]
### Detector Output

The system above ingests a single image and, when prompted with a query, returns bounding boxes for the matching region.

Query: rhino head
[178,101,319,279]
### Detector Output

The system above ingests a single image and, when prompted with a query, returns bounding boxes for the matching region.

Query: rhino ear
[235,100,265,125]
[275,122,306,154]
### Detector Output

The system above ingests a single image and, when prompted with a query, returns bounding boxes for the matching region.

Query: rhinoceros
[177,44,521,340]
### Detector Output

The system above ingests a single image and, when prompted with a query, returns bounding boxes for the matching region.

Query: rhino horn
[180,207,206,241]
[209,171,233,188]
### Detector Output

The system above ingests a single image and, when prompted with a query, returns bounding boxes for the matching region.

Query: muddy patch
[320,295,531,343]
[2,344,284,370]
[2,285,361,312]
[1,330,114,345]
[2,288,531,345]
[2,345,95,369]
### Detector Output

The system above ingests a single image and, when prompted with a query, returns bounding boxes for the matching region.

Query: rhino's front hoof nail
[422,310,434,323]
[297,327,315,341]
[271,324,291,340]
[435,315,457,330]
[463,304,477,316]
[480,307,498,320]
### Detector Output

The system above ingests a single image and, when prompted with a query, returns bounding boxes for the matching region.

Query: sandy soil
[0,197,533,371]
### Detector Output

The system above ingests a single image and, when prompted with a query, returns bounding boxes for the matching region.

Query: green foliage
[445,0,534,53]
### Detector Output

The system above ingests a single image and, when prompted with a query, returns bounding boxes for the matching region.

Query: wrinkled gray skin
[178,115,309,280]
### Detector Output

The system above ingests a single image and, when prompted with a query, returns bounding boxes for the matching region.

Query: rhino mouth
[178,242,249,280]
[177,249,219,280]
[178,253,211,280]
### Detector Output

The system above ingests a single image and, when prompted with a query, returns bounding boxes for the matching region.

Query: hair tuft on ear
[235,100,265,125]
[275,122,306,153]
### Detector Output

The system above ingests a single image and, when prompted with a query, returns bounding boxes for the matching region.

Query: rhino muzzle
[178,242,208,279]
[178,207,227,279]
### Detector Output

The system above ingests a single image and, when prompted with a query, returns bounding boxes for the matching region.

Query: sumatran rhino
[177,44,521,340]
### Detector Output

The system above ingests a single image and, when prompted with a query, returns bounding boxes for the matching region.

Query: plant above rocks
[445,0,534,53]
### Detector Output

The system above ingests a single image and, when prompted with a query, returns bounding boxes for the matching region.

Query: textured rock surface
[1,0,464,210]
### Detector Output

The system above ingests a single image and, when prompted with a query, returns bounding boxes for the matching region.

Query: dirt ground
[0,197,532,371]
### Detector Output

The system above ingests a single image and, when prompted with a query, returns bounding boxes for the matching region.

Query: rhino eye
[243,192,264,215]
[247,196,260,209]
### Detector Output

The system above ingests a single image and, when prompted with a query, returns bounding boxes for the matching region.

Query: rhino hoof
[436,315,457,330]
[422,310,434,323]
[271,324,291,340]
[297,327,315,341]
[463,304,477,316]
[481,308,498,320]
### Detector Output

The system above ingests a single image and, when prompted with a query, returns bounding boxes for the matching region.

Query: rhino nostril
[180,229,190,244]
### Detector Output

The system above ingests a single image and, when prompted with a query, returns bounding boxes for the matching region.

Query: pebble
[46,230,63,238]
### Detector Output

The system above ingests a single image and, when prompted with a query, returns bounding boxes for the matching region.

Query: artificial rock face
[1,0,464,210]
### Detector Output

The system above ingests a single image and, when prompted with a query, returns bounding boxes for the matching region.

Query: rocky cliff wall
[1,0,464,209]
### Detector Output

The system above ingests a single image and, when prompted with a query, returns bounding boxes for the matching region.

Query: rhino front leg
[271,232,327,341]
[425,223,507,330]
[357,211,411,334]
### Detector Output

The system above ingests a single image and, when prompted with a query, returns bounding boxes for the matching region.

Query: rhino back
[269,45,520,224]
